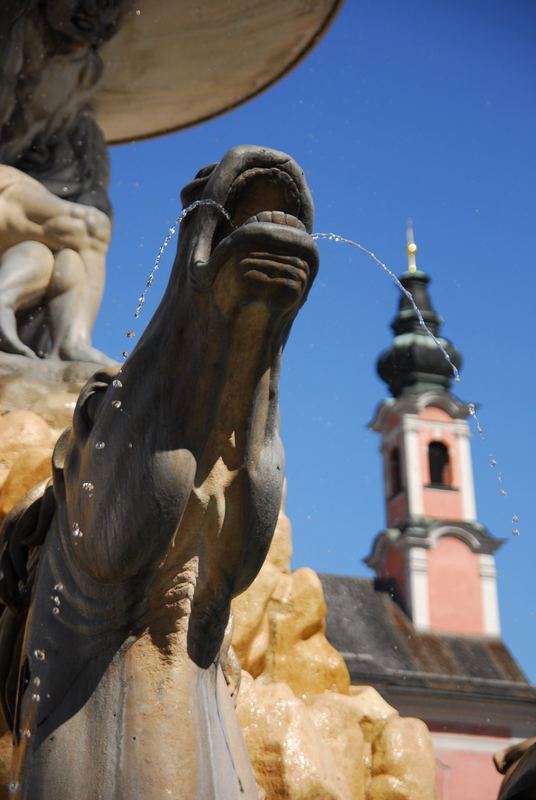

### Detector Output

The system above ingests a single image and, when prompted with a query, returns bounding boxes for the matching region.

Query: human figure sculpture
[0,167,112,362]
[0,0,132,362]
[0,0,132,214]
[0,145,319,798]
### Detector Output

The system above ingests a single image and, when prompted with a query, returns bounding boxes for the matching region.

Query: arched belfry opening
[389,447,402,496]
[428,441,451,486]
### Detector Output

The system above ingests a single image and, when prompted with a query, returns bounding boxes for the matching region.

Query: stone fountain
[0,3,440,798]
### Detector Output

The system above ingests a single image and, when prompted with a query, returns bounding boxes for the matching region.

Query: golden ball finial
[407,242,417,255]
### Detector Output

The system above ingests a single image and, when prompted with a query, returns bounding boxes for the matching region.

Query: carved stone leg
[47,247,114,365]
[0,242,54,357]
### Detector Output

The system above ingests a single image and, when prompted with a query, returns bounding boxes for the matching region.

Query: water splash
[314,232,520,537]
[467,403,485,438]
[72,522,83,539]
[467,407,519,531]
[311,232,460,383]
[133,199,232,321]
[130,217,521,536]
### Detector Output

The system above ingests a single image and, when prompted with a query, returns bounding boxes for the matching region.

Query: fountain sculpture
[0,145,318,798]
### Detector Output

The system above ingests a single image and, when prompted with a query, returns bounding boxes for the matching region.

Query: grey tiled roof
[319,574,536,701]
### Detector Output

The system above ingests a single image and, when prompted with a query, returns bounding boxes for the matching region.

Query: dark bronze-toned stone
[0,0,132,213]
[0,1,131,362]
[495,737,536,800]
[0,145,318,799]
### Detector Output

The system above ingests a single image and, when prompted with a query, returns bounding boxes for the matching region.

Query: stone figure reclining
[0,145,319,798]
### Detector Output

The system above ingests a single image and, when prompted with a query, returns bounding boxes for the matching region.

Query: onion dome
[376,226,462,397]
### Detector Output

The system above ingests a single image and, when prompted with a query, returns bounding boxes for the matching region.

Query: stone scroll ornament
[0,0,132,363]
[0,145,319,799]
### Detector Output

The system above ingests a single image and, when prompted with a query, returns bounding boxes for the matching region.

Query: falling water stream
[114,199,518,534]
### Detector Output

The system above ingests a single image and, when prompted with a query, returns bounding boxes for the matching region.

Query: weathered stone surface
[233,502,349,696]
[306,692,367,799]
[0,355,111,429]
[232,494,292,676]
[0,411,54,472]
[258,566,349,695]
[0,410,55,521]
[368,717,437,800]
[237,672,437,800]
[232,501,437,800]
[348,685,399,743]
[0,446,52,521]
[0,733,10,800]
[237,674,354,800]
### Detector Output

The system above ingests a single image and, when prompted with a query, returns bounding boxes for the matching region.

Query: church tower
[365,227,503,636]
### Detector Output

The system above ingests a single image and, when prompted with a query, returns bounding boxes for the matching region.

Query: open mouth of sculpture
[190,156,317,294]
[212,166,308,247]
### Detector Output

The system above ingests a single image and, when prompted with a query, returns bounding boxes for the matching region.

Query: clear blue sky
[95,1,536,682]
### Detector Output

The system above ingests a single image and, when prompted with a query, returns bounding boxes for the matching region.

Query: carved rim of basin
[95,0,342,144]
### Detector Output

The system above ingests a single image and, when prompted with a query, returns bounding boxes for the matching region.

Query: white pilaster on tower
[402,417,423,516]
[479,554,501,636]
[407,547,430,631]
[456,423,477,521]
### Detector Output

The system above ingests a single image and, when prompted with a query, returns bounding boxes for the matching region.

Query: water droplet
[33,677,41,687]
[468,403,475,415]
[31,693,40,703]
[512,528,521,537]
[95,441,105,450]
[499,488,508,496]
[113,379,123,389]
[52,595,60,606]
[112,400,122,409]
[52,607,60,616]
[19,729,31,739]
[72,522,83,538]
[512,514,520,523]
[128,442,133,449]
[82,481,94,494]
[121,351,129,359]
[135,8,141,14]
[8,781,19,793]
[489,457,497,467]
[53,583,63,592]
[34,649,45,662]
[126,330,136,339]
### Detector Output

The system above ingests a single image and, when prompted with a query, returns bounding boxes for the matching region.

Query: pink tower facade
[360,235,531,800]
[368,391,501,639]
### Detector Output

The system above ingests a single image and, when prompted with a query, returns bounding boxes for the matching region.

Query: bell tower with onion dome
[365,225,504,636]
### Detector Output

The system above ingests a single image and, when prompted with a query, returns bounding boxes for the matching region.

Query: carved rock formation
[232,501,437,800]
[232,494,349,695]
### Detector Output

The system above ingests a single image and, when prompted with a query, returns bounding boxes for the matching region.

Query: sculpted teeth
[242,211,306,231]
